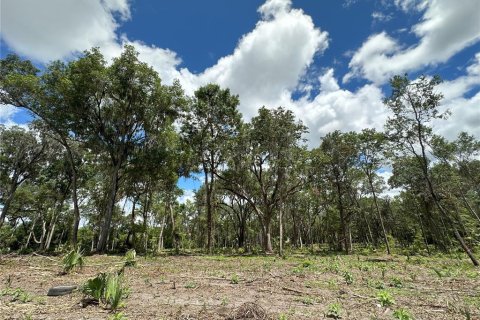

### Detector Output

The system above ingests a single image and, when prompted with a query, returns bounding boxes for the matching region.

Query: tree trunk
[65,142,81,250]
[263,215,273,253]
[369,177,390,254]
[169,202,179,254]
[157,215,166,253]
[279,207,283,257]
[0,184,17,228]
[97,160,121,253]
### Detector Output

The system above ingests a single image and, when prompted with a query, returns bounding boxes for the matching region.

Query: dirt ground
[0,252,479,319]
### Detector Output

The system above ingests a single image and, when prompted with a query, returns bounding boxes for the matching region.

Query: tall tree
[182,84,242,253]
[357,129,391,254]
[384,74,478,266]
[221,107,307,253]
[0,125,47,227]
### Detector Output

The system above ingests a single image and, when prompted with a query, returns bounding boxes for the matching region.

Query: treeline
[0,46,478,265]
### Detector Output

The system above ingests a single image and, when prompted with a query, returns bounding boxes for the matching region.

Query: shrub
[62,249,84,273]
[82,272,129,310]
[124,249,136,267]
[393,308,413,320]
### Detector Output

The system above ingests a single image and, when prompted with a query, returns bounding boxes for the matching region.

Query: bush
[82,272,129,310]
[62,249,84,273]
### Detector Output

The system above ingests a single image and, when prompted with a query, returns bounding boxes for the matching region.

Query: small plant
[302,260,313,268]
[221,297,228,306]
[230,273,239,284]
[390,277,403,288]
[0,287,32,303]
[325,302,342,319]
[377,290,395,307]
[278,313,288,320]
[109,312,128,320]
[83,273,108,301]
[124,249,136,267]
[393,308,413,320]
[62,249,84,273]
[301,296,314,305]
[184,282,197,289]
[343,271,354,285]
[105,273,128,310]
[82,272,129,310]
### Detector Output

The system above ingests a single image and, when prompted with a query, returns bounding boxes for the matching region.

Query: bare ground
[0,252,479,319]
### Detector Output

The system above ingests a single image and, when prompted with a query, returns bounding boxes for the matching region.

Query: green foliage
[390,277,403,288]
[105,273,128,310]
[109,312,128,320]
[377,290,395,307]
[62,249,84,273]
[0,287,32,303]
[82,272,129,310]
[124,249,137,267]
[393,308,413,320]
[343,271,354,285]
[230,273,239,284]
[184,282,197,289]
[325,302,342,319]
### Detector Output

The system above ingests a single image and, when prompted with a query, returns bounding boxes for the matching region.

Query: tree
[220,107,308,253]
[0,125,47,227]
[357,129,391,254]
[312,131,359,254]
[182,84,242,253]
[384,74,478,266]
[62,46,184,253]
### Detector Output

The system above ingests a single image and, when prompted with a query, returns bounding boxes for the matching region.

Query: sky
[1,0,480,197]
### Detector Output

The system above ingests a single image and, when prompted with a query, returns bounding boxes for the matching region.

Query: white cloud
[187,0,329,118]
[371,11,392,23]
[0,105,18,123]
[295,69,389,144]
[345,0,480,84]
[433,53,480,140]
[1,0,124,62]
[1,0,478,147]
[178,189,195,204]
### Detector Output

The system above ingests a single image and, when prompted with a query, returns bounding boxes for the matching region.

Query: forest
[0,45,479,319]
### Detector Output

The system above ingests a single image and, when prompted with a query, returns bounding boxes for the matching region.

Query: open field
[0,252,479,320]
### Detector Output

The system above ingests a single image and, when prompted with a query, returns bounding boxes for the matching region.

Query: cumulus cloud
[1,0,123,62]
[1,0,478,146]
[344,0,480,84]
[186,0,329,118]
[434,53,480,139]
[293,69,388,144]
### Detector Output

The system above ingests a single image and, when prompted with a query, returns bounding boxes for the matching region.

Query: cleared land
[0,253,479,319]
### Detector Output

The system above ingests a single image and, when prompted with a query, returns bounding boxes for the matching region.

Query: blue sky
[1,0,480,196]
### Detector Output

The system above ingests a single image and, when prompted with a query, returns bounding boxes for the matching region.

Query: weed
[184,282,197,289]
[302,260,313,268]
[278,313,288,320]
[221,297,228,306]
[82,272,129,310]
[0,288,32,303]
[325,302,342,319]
[390,277,403,288]
[109,312,128,320]
[230,273,239,284]
[343,271,354,285]
[62,249,84,273]
[377,290,395,307]
[393,308,413,320]
[124,249,137,267]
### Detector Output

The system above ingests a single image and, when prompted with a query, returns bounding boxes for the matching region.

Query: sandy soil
[0,253,479,319]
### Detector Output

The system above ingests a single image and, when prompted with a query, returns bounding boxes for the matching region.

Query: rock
[47,285,78,296]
